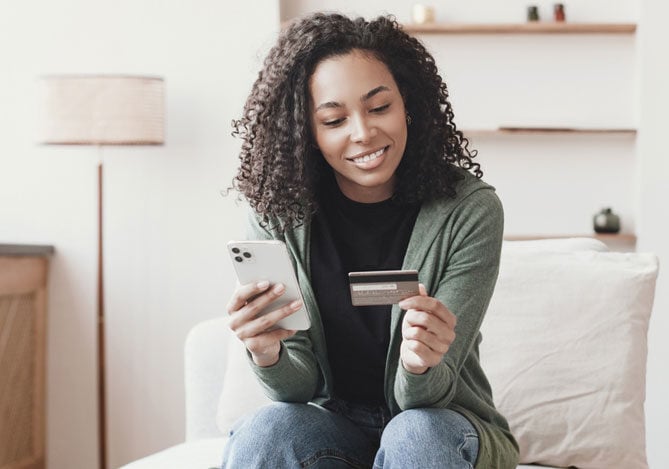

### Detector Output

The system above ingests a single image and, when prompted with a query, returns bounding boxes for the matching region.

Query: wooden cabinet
[0,245,53,469]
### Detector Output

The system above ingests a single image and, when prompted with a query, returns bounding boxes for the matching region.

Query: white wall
[0,1,278,467]
[637,1,669,468]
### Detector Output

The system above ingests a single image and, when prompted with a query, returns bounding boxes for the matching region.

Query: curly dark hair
[231,12,481,229]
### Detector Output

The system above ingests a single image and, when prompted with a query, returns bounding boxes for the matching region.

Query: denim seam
[457,432,479,469]
[300,448,369,469]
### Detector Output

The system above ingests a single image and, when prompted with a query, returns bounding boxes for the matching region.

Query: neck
[333,174,396,203]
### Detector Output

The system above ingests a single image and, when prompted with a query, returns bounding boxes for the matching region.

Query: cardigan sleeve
[394,188,504,409]
[242,210,320,403]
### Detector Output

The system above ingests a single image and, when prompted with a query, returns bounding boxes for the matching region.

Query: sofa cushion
[480,249,658,469]
[119,438,226,469]
[217,335,272,433]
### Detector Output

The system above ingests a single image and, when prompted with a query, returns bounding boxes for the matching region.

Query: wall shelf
[464,127,637,137]
[504,233,637,243]
[403,23,637,35]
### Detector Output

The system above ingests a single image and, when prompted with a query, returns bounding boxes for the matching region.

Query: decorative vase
[554,3,566,22]
[412,4,435,24]
[593,208,621,234]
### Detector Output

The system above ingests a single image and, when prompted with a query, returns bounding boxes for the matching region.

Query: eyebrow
[314,85,391,112]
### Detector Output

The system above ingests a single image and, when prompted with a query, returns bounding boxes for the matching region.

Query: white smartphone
[227,240,311,331]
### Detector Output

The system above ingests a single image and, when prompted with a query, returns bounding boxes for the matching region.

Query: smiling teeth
[353,148,385,164]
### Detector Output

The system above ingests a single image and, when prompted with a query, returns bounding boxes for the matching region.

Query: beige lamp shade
[39,75,165,145]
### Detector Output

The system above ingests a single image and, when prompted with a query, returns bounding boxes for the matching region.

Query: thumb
[418,283,428,297]
[267,328,296,343]
[280,329,297,341]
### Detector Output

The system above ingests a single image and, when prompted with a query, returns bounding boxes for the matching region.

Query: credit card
[348,270,419,306]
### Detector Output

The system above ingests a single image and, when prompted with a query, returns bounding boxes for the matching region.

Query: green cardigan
[245,169,519,469]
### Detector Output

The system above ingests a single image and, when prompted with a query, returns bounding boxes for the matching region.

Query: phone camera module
[243,251,252,259]
[234,256,243,263]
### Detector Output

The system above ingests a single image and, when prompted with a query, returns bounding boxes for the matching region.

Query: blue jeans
[221,400,479,468]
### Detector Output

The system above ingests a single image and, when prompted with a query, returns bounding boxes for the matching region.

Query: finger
[278,329,297,341]
[229,282,287,328]
[419,283,428,296]
[403,309,456,345]
[399,296,457,330]
[403,325,454,354]
[403,309,430,330]
[399,295,438,313]
[234,298,303,339]
[439,308,457,330]
[403,308,445,331]
[227,280,271,314]
[244,328,297,355]
[228,283,282,330]
[403,339,442,368]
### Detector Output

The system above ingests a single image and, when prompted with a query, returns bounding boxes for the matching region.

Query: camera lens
[231,247,240,254]
[234,256,243,262]
[243,251,252,258]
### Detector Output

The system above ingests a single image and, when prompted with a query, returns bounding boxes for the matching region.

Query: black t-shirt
[310,175,420,405]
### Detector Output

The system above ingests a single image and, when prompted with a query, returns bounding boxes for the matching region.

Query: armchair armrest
[184,317,229,441]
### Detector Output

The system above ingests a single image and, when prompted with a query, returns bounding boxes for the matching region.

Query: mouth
[347,146,389,165]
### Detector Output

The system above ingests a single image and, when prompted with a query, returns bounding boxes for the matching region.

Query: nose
[350,114,376,144]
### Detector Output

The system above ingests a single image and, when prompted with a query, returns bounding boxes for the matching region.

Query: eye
[323,117,345,127]
[370,103,391,113]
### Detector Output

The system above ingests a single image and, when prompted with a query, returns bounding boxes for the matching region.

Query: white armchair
[122,238,658,469]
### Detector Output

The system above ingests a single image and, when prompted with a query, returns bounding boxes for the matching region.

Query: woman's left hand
[398,284,457,375]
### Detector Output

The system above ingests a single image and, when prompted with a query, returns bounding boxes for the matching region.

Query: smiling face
[309,50,408,203]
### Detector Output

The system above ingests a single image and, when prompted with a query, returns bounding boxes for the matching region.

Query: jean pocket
[457,432,479,468]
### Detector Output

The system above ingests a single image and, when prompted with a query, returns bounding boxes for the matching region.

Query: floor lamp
[38,75,165,469]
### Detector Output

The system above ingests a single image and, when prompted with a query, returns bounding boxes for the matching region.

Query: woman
[223,12,519,469]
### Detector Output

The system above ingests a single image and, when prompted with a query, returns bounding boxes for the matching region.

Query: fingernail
[290,300,302,309]
[257,280,270,289]
[273,283,285,294]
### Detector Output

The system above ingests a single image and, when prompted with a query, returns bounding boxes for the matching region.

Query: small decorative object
[593,207,621,234]
[554,3,566,22]
[527,5,540,22]
[412,4,435,24]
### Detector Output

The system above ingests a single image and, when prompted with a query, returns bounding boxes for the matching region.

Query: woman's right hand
[226,280,301,367]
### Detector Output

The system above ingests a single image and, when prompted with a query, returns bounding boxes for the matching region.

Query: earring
[406,114,412,126]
